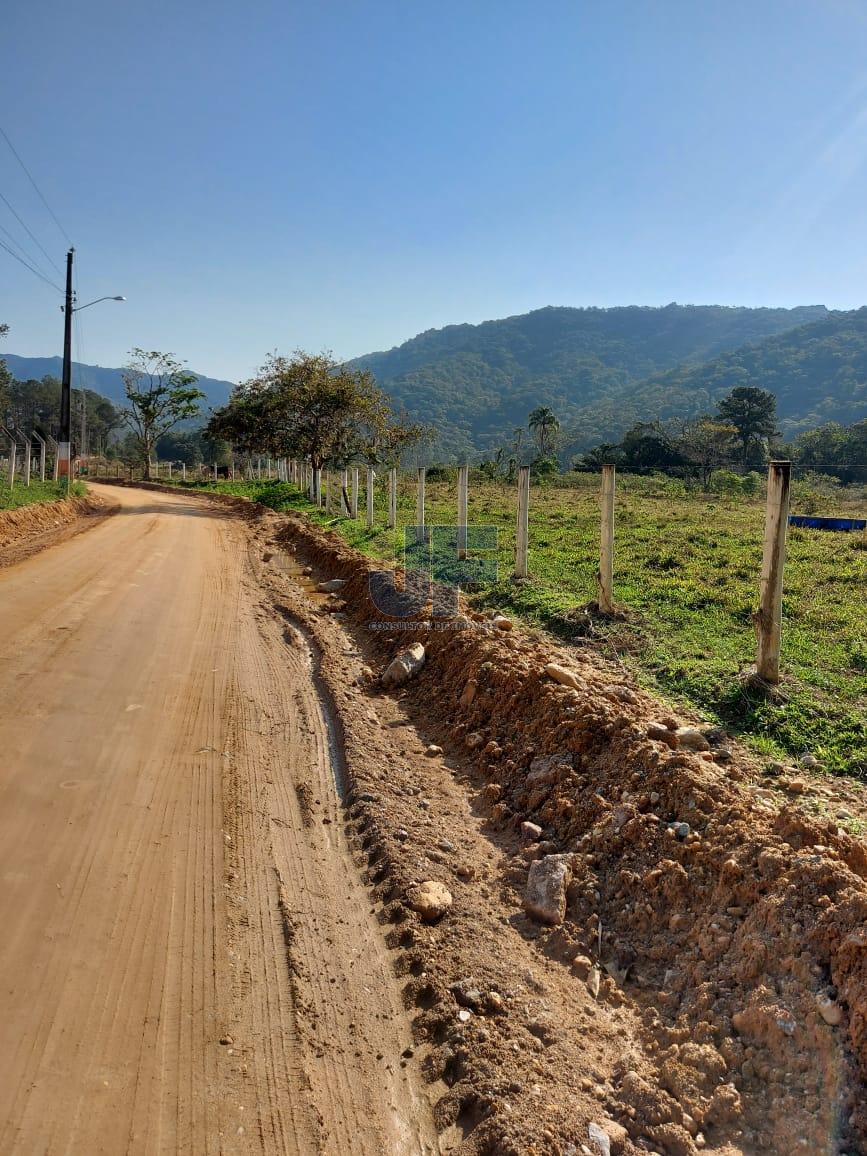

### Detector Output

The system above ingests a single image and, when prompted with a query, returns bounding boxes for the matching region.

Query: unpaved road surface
[0,485,436,1155]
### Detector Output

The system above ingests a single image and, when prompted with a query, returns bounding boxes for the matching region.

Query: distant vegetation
[1,352,233,415]
[350,303,830,458]
[610,307,867,445]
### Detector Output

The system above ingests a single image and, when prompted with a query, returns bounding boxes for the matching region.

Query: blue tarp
[789,515,866,532]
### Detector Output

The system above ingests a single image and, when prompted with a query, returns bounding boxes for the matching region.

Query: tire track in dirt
[0,484,437,1155]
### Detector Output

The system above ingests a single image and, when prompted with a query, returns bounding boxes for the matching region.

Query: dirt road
[0,485,436,1155]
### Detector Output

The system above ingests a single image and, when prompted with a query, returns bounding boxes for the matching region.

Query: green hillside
[570,306,867,451]
[351,303,828,457]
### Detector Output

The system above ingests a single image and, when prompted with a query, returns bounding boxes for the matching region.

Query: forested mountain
[569,307,867,452]
[8,303,865,463]
[2,355,234,414]
[351,304,828,457]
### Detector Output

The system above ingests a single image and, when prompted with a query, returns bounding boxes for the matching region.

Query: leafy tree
[678,417,738,488]
[793,419,867,484]
[120,349,204,479]
[716,386,778,467]
[572,443,623,471]
[207,352,425,493]
[528,406,560,456]
[530,453,561,478]
[618,421,686,472]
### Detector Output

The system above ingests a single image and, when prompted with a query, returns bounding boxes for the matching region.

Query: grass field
[168,472,866,777]
[0,480,87,511]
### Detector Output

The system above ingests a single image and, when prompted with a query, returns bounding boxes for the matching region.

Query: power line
[0,123,71,245]
[0,216,59,285]
[0,187,64,277]
[0,234,63,293]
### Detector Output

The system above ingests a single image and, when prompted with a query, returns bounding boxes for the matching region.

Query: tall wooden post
[514,465,530,578]
[366,468,375,530]
[597,464,616,613]
[24,439,31,487]
[388,468,397,529]
[351,467,360,518]
[755,461,792,684]
[341,469,349,514]
[457,464,469,559]
[416,467,426,542]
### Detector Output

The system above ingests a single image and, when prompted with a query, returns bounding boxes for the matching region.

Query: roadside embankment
[0,492,111,569]
[267,506,867,1156]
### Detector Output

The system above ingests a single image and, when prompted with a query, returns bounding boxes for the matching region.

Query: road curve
[0,484,435,1156]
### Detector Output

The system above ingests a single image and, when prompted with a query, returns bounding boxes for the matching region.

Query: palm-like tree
[528,406,560,457]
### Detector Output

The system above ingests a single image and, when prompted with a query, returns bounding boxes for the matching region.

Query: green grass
[169,473,866,778]
[0,479,87,511]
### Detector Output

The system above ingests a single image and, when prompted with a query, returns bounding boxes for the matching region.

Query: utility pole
[59,248,74,484]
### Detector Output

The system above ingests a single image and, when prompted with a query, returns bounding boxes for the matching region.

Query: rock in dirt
[382,643,426,688]
[405,880,453,922]
[459,678,477,706]
[816,992,843,1026]
[492,614,513,631]
[524,854,572,925]
[425,744,443,757]
[544,662,585,691]
[647,721,679,748]
[675,726,711,752]
[316,578,347,593]
[588,1120,628,1155]
[521,820,543,844]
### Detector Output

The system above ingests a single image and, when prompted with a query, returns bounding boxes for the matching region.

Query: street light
[59,248,124,488]
[74,296,126,311]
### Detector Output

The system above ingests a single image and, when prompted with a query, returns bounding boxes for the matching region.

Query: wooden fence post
[416,467,426,542]
[597,463,616,613]
[755,460,792,684]
[457,464,469,558]
[351,467,360,518]
[388,468,397,529]
[24,439,31,487]
[325,470,333,513]
[366,468,375,529]
[514,465,530,578]
[341,469,349,514]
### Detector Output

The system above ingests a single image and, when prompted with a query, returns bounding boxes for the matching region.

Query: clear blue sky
[3,0,867,383]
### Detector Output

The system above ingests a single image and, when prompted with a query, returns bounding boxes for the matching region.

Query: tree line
[205,352,426,482]
[2,324,863,488]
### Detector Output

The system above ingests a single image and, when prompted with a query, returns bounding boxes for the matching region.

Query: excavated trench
[265,507,867,1156]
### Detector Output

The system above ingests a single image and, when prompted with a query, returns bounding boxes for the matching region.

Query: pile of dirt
[99,481,867,1154]
[260,509,867,1156]
[0,494,109,568]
